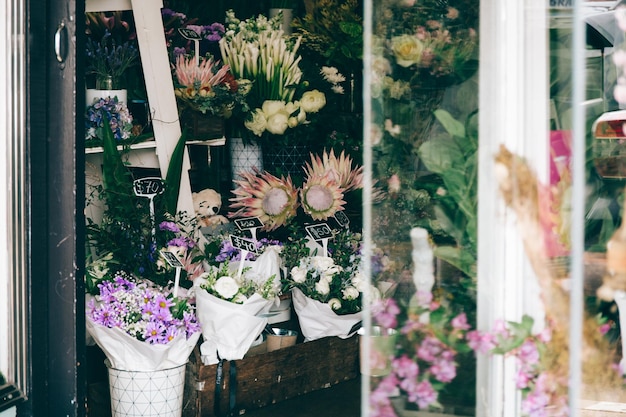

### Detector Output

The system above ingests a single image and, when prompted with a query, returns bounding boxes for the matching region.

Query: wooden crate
[182,335,360,417]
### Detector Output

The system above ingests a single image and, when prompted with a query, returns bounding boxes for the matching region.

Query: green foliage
[86,116,191,287]
[417,109,478,279]
[292,0,363,72]
[491,315,535,355]
[162,130,188,214]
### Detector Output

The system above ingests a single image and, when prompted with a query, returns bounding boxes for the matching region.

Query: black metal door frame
[20,0,85,415]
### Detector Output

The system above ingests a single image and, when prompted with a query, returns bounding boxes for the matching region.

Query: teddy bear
[192,188,229,227]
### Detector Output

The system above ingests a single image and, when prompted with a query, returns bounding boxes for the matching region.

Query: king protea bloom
[174,55,231,98]
[304,149,363,192]
[230,170,299,231]
[300,175,345,221]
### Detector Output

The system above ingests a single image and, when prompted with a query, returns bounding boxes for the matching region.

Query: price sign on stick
[230,235,258,278]
[305,223,333,257]
[134,177,165,246]
[177,28,201,66]
[134,177,165,197]
[160,250,184,297]
[333,211,350,228]
[234,217,264,231]
[230,235,259,254]
[234,217,264,242]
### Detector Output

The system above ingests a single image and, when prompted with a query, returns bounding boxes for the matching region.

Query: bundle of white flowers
[219,10,327,137]
[193,246,282,364]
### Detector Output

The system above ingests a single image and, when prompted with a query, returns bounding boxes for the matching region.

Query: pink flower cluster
[370,297,472,416]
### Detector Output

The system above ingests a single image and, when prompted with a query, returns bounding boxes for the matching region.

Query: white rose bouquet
[193,247,282,364]
[288,255,363,315]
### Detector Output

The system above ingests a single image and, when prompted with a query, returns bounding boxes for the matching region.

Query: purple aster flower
[144,320,166,344]
[164,326,179,343]
[183,311,201,337]
[159,221,180,233]
[92,304,118,328]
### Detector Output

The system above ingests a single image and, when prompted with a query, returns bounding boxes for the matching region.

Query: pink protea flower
[229,170,299,231]
[173,55,231,98]
[304,149,363,192]
[300,174,346,221]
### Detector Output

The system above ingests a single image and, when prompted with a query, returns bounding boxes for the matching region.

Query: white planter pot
[86,88,127,107]
[229,137,263,184]
[106,359,186,417]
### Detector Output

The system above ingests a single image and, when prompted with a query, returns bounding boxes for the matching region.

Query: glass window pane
[367,0,479,414]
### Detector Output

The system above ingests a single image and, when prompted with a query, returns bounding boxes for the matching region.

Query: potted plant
[86,273,201,417]
[172,53,251,140]
[85,12,140,105]
[219,10,346,179]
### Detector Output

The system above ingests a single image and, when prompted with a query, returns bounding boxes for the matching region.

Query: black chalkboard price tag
[234,217,264,231]
[305,223,333,241]
[334,211,350,228]
[178,28,202,41]
[230,235,259,254]
[133,177,165,198]
[160,250,184,268]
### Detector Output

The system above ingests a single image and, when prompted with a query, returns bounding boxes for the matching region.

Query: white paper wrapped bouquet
[284,229,379,341]
[86,273,202,372]
[193,244,283,364]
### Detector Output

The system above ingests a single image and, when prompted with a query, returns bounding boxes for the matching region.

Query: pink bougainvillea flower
[229,169,299,231]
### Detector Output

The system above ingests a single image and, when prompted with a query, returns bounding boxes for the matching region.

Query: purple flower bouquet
[86,274,201,371]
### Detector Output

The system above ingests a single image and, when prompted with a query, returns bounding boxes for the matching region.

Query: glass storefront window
[366,0,626,416]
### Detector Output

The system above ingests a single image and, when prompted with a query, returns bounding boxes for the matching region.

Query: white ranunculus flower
[300,90,326,113]
[310,256,335,272]
[287,116,300,128]
[262,100,286,116]
[244,108,267,136]
[284,101,300,115]
[290,266,308,283]
[315,278,331,295]
[296,109,307,124]
[265,112,289,135]
[328,298,342,311]
[342,286,360,300]
[390,34,423,67]
[214,275,240,299]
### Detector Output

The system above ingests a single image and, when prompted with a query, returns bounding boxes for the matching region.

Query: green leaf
[418,136,464,175]
[434,109,465,138]
[433,246,477,279]
[101,114,133,194]
[339,21,362,37]
[163,131,188,214]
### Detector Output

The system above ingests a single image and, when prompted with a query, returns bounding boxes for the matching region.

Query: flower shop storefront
[3,0,626,416]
